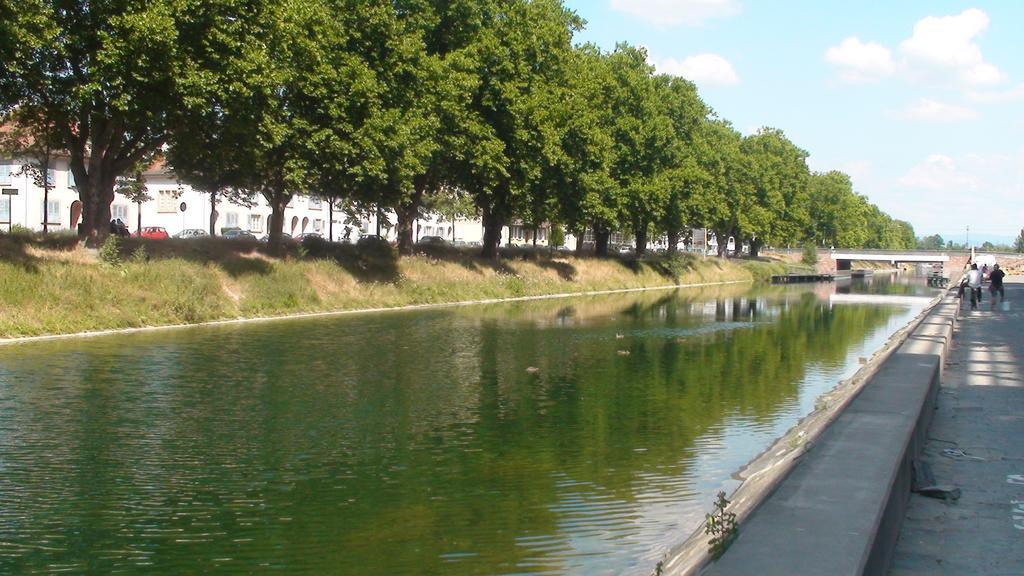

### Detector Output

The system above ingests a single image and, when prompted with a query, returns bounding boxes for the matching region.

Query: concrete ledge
[700,293,957,576]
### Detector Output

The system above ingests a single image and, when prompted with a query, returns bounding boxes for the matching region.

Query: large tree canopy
[168,0,390,245]
[0,0,211,237]
[464,0,582,258]
[1,0,913,252]
[740,128,810,255]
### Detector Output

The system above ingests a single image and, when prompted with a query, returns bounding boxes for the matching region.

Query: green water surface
[0,276,934,574]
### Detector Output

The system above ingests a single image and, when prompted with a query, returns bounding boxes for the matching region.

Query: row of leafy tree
[1,0,914,257]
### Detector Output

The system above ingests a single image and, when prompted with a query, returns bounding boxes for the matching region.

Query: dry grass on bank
[0,234,770,338]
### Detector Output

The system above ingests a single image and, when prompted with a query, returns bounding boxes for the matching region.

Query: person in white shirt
[967,263,983,310]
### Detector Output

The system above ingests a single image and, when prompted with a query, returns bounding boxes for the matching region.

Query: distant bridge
[771,248,1024,275]
[829,249,950,271]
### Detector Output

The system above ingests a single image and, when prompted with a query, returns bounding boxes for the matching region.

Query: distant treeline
[918,232,1024,253]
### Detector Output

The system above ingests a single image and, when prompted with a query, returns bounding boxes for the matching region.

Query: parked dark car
[357,234,390,248]
[416,235,448,247]
[222,228,257,241]
[258,232,293,242]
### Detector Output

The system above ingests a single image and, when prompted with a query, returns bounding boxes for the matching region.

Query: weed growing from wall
[705,490,737,559]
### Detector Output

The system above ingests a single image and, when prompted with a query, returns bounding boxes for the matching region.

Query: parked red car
[137,226,169,240]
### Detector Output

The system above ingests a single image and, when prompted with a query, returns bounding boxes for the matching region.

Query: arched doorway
[290,216,299,235]
[301,217,309,233]
[69,200,82,232]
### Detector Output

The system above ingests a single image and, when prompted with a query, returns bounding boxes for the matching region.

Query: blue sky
[563,1,1024,245]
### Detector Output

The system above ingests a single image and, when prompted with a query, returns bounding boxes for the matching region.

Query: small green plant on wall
[705,490,738,559]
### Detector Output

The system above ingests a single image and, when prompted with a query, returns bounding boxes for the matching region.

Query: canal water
[0,274,937,574]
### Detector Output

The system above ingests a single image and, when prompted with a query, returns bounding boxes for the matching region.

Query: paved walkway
[890,278,1024,575]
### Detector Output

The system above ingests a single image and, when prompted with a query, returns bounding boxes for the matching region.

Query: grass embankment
[0,234,801,338]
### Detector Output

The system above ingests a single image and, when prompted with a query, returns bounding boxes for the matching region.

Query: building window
[157,190,178,213]
[112,204,129,222]
[68,170,76,189]
[0,196,10,223]
[0,162,10,185]
[313,218,323,232]
[226,212,238,228]
[42,199,60,224]
[511,225,524,240]
[249,214,262,232]
[309,197,322,210]
[46,168,55,187]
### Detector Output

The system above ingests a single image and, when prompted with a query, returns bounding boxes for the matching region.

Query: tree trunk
[575,226,585,256]
[81,193,95,237]
[395,202,416,255]
[667,229,679,255]
[209,191,218,236]
[749,237,762,258]
[266,191,289,249]
[532,225,538,246]
[716,230,729,258]
[65,119,161,240]
[328,201,333,242]
[595,227,610,257]
[74,162,117,240]
[88,172,117,239]
[481,207,503,259]
[40,152,51,234]
[396,185,425,256]
[42,181,50,234]
[76,175,98,239]
[136,201,142,235]
[635,220,648,256]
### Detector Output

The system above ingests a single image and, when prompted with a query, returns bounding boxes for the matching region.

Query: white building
[0,155,621,249]
[0,156,390,241]
[0,154,78,233]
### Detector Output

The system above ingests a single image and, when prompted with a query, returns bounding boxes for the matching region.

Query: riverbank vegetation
[0,234,807,338]
[2,0,914,260]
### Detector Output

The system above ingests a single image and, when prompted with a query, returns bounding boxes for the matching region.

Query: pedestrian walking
[967,263,983,310]
[989,263,1006,307]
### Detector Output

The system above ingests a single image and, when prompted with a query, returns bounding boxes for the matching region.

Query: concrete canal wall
[660,291,960,576]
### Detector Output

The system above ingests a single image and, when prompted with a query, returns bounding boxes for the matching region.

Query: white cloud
[899,8,1005,87]
[824,37,896,84]
[889,151,1024,237]
[966,83,1024,104]
[609,0,740,28]
[652,53,739,86]
[825,9,1008,92]
[899,154,981,191]
[885,98,978,122]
